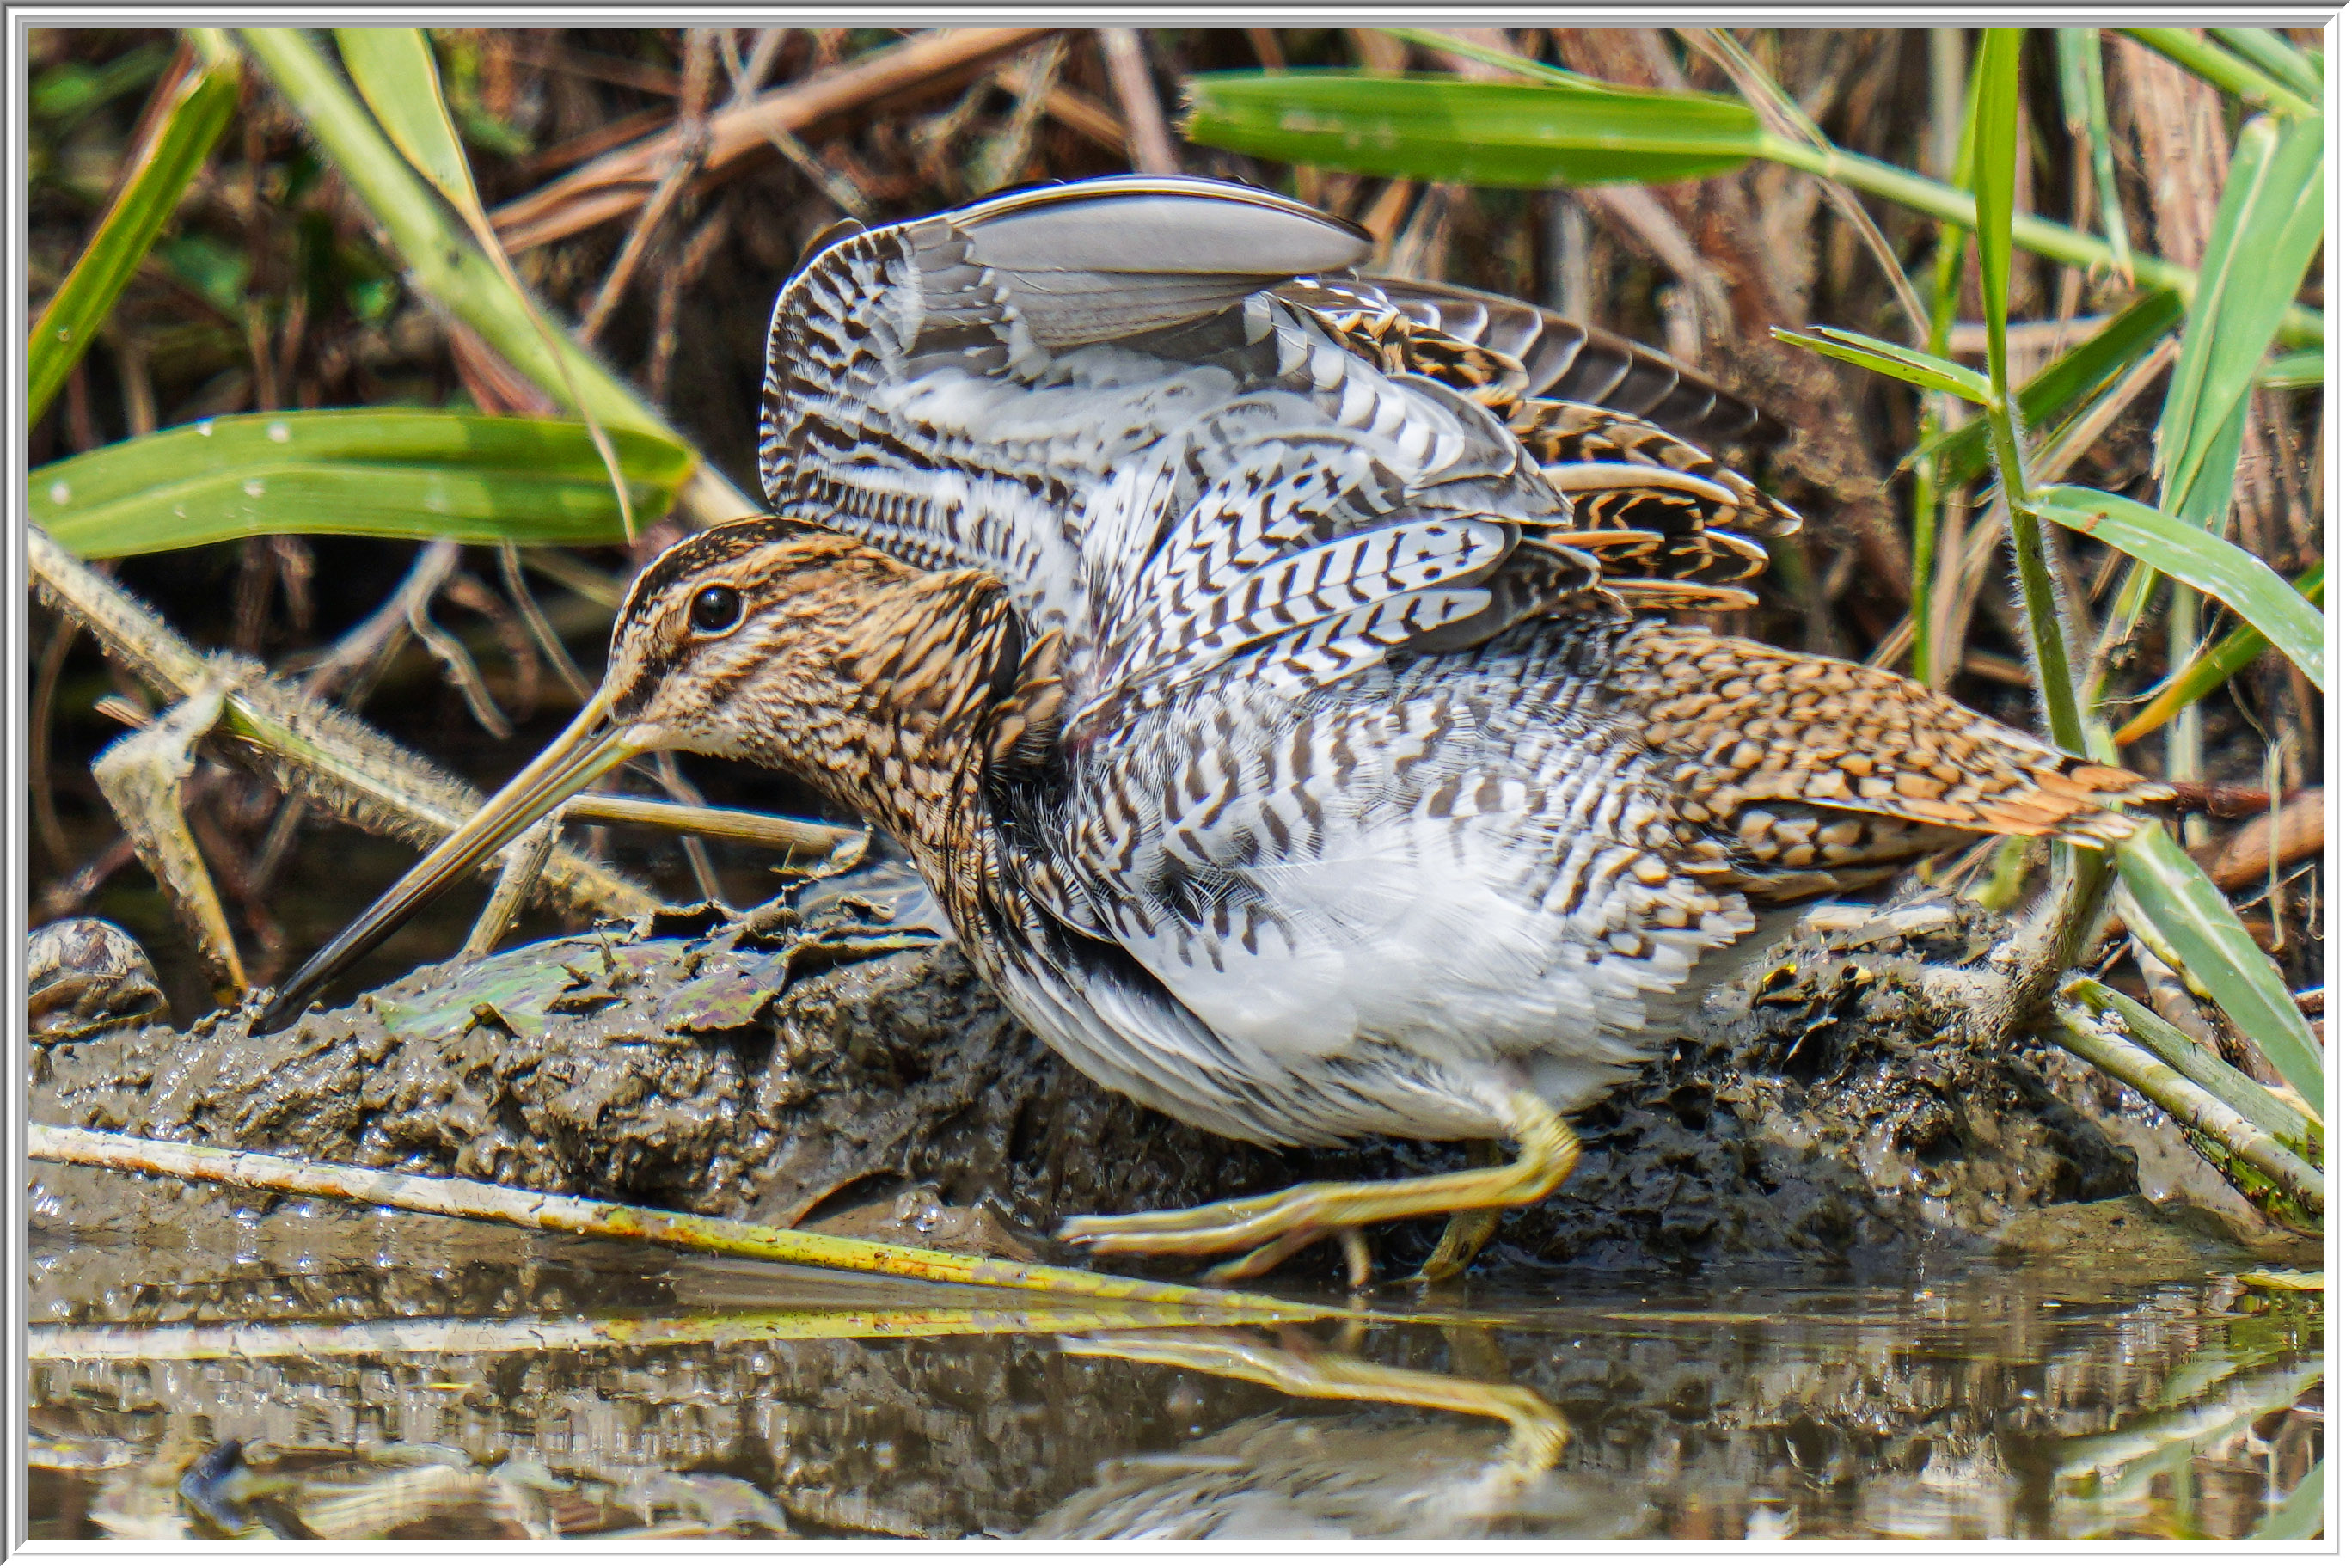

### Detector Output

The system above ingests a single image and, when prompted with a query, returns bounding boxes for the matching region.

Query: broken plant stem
[2067,976,2319,1157]
[561,794,864,858]
[461,812,561,958]
[497,542,592,702]
[2047,997,2321,1227]
[28,1123,1340,1318]
[30,525,656,928]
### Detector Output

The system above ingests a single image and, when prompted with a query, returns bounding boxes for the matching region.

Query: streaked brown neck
[768,562,1014,876]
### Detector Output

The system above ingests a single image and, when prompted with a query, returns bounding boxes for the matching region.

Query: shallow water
[28,1193,2320,1540]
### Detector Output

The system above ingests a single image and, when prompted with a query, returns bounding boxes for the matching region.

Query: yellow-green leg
[1061,1092,1579,1281]
[1203,1223,1377,1288]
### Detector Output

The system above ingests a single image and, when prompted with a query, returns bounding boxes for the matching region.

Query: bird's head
[258,518,1001,1032]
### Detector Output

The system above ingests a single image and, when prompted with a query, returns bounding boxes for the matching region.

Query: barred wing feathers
[757,176,1795,726]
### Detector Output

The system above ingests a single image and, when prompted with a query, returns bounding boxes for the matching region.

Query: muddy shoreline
[30,873,2306,1283]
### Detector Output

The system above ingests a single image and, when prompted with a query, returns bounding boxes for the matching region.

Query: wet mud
[29,874,2306,1282]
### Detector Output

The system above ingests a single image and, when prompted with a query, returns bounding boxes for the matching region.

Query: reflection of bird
[1024,1410,1638,1540]
[266,176,2167,1284]
[1030,1325,1612,1540]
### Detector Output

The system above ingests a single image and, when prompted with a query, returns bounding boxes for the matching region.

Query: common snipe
[266,177,2166,1283]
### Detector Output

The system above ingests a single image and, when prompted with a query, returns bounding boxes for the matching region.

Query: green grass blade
[1924,289,2184,488]
[334,28,482,210]
[2112,562,2322,745]
[2055,31,2133,280]
[2116,821,2324,1116]
[2259,349,2324,389]
[237,28,749,526]
[1972,30,2021,404]
[1771,326,1991,404]
[2032,485,2324,686]
[28,43,239,426]
[1176,62,2321,351]
[1181,71,1766,187]
[1914,31,1981,684]
[2213,28,2324,101]
[2158,113,2324,523]
[28,410,692,557]
[1972,28,2089,758]
[333,27,640,539]
[2122,28,2315,116]
[2252,1460,2323,1540]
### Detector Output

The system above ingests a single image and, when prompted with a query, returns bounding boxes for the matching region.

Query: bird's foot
[1057,1093,1577,1283]
[1199,1224,1374,1288]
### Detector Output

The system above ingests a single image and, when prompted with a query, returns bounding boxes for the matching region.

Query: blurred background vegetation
[23,26,2324,1230]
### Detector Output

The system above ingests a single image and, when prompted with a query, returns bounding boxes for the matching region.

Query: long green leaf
[2031,485,2324,685]
[1178,67,2323,351]
[1924,290,2184,488]
[1915,29,1981,683]
[1972,30,2021,407]
[2116,822,2323,1116]
[334,27,640,540]
[2212,28,2323,101]
[28,46,239,426]
[2055,31,2134,281]
[2159,113,2324,523]
[334,28,481,210]
[236,28,749,526]
[2122,28,2315,117]
[1182,71,1766,187]
[1772,326,1989,404]
[2112,562,2322,744]
[28,410,692,557]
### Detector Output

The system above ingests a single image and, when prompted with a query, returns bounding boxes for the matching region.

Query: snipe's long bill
[259,691,648,1033]
[267,175,2171,1285]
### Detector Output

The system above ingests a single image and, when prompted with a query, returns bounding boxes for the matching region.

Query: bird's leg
[1204,1226,1339,1283]
[1204,1224,1375,1288]
[90,685,246,1001]
[1060,1093,1578,1277]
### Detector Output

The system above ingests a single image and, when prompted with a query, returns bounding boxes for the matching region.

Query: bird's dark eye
[689,585,744,635]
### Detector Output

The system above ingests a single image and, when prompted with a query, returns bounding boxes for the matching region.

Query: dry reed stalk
[493,28,1055,252]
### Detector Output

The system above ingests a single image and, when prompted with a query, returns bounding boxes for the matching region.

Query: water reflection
[28,1203,2320,1540]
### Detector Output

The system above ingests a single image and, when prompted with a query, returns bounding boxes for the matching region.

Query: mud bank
[29,878,2303,1279]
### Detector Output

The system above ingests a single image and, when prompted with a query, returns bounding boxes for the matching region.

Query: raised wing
[757,175,1798,730]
